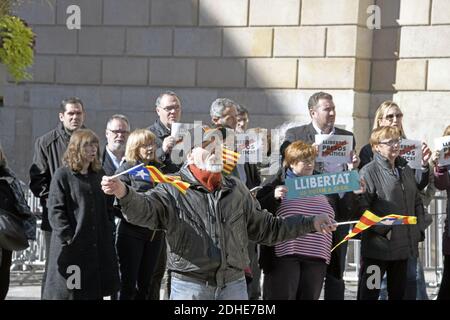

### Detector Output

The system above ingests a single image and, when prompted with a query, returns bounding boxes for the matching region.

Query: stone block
[33,26,77,54]
[428,59,450,91]
[394,59,427,90]
[398,0,430,25]
[370,60,396,92]
[29,85,76,109]
[197,59,245,87]
[149,59,196,87]
[74,86,123,111]
[102,58,148,85]
[376,0,401,27]
[104,0,149,25]
[79,27,125,55]
[274,27,325,57]
[247,59,297,88]
[12,0,56,24]
[355,59,371,91]
[431,0,450,24]
[400,26,450,58]
[151,0,198,26]
[200,0,247,26]
[174,28,221,57]
[249,0,300,26]
[55,57,101,84]
[126,28,172,56]
[120,87,164,111]
[168,88,219,113]
[326,26,372,59]
[56,0,102,25]
[223,28,272,57]
[2,85,29,107]
[298,58,356,89]
[372,28,399,60]
[28,56,55,83]
[302,0,361,25]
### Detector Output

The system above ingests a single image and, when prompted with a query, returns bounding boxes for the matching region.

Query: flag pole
[334,220,359,226]
[110,163,144,179]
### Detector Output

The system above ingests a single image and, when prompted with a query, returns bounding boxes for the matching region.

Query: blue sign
[286,170,361,199]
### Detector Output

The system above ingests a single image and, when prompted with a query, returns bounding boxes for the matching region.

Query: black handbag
[0,207,29,251]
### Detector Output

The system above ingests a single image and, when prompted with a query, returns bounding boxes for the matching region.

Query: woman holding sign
[433,125,450,300]
[357,126,428,300]
[257,141,335,300]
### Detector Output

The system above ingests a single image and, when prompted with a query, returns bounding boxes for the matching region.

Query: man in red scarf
[102,128,336,300]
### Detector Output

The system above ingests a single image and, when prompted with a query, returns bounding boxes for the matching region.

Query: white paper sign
[435,135,450,166]
[236,133,263,164]
[315,134,353,163]
[399,139,422,169]
[171,122,194,141]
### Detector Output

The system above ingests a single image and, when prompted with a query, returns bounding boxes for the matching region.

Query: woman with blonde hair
[433,125,450,299]
[44,129,119,299]
[114,129,164,300]
[257,141,336,300]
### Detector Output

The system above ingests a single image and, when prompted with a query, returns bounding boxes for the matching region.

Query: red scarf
[188,164,222,192]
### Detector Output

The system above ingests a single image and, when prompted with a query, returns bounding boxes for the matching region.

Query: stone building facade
[0,0,449,180]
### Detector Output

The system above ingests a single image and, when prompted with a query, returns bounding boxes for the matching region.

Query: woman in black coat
[115,129,164,300]
[44,129,120,300]
[0,145,36,300]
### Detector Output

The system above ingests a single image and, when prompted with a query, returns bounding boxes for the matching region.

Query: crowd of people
[0,90,449,301]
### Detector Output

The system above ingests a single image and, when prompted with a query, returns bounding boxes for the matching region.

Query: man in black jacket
[147,91,182,174]
[280,92,360,300]
[102,114,130,176]
[29,97,85,298]
[101,127,336,300]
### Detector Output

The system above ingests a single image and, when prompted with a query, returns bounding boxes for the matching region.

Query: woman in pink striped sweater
[257,141,335,300]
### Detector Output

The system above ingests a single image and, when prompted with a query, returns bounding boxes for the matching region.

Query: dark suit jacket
[279,122,358,222]
[101,147,123,220]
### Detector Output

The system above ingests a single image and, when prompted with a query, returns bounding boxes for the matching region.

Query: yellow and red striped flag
[331,210,417,252]
[145,165,190,194]
[222,147,240,175]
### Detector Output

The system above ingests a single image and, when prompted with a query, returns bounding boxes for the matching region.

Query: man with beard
[101,127,336,300]
[29,97,86,298]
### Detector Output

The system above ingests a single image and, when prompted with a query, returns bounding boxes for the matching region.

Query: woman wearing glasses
[114,129,164,300]
[357,126,428,300]
[257,141,335,300]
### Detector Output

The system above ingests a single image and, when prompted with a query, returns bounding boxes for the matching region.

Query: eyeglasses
[108,129,129,135]
[299,158,315,165]
[379,139,401,147]
[384,113,403,121]
[159,105,180,112]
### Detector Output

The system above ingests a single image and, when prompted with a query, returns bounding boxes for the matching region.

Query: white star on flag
[135,169,149,180]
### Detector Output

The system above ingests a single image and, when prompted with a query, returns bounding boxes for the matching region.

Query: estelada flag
[128,165,190,194]
[331,210,417,252]
[222,147,240,175]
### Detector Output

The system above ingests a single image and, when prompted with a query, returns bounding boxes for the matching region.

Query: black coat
[358,153,426,261]
[44,167,120,299]
[147,119,180,173]
[29,123,75,231]
[101,147,123,220]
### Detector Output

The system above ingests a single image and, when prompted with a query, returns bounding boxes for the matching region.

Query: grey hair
[210,98,238,119]
[236,104,248,115]
[155,91,180,108]
[106,114,130,131]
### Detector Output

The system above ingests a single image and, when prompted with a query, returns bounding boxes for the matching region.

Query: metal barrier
[10,187,45,285]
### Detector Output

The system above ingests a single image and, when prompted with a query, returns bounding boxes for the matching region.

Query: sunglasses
[379,139,402,147]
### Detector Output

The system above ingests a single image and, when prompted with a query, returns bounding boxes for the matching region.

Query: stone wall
[0,0,449,180]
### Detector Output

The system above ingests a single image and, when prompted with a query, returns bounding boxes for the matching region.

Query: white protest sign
[399,139,422,169]
[236,133,263,164]
[171,122,194,142]
[315,134,353,163]
[435,135,450,166]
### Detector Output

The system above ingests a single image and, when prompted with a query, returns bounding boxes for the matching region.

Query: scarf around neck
[188,164,222,192]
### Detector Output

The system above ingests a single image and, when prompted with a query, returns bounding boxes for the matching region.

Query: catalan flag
[128,164,190,194]
[331,210,417,252]
[222,147,240,175]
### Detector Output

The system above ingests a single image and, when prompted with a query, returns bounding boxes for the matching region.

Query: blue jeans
[170,276,248,300]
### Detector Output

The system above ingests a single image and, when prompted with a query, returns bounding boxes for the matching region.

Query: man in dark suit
[102,114,130,176]
[280,91,360,300]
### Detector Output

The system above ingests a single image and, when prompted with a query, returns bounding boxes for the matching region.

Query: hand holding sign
[421,142,432,167]
[399,139,422,169]
[434,135,450,166]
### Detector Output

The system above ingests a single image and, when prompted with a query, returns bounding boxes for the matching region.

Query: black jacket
[29,123,73,231]
[101,147,123,220]
[358,153,427,261]
[115,161,164,241]
[118,164,317,287]
[44,167,120,299]
[147,119,180,173]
